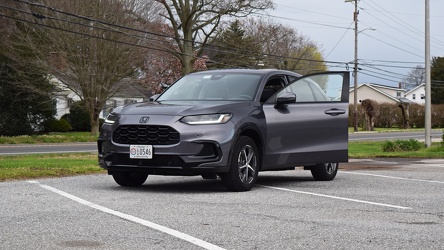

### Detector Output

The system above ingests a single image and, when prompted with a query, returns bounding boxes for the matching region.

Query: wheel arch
[228,123,264,171]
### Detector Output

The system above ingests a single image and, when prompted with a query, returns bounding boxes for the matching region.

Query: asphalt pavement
[1,159,443,249]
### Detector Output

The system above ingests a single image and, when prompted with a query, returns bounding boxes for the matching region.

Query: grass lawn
[0,153,104,181]
[0,132,97,144]
[349,141,444,158]
[0,130,442,181]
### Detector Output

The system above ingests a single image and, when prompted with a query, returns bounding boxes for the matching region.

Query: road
[1,159,443,249]
[0,131,442,155]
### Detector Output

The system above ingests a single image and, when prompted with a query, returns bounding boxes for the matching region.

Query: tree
[155,0,273,75]
[207,20,262,69]
[139,21,208,93]
[431,56,444,104]
[403,65,425,89]
[242,18,327,74]
[0,54,55,136]
[2,0,159,135]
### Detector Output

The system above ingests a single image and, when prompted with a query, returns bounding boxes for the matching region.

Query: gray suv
[98,69,350,191]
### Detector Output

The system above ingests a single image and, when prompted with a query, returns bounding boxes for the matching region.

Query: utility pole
[346,0,359,132]
[352,0,359,132]
[425,0,431,147]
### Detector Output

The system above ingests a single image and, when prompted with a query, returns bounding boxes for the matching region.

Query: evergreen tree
[431,57,444,104]
[0,54,55,136]
[209,20,263,69]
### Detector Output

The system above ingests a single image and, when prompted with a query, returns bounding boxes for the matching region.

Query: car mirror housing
[150,94,160,102]
[275,93,296,109]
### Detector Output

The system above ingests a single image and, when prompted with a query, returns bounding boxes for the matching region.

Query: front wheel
[221,136,259,192]
[112,172,148,187]
[310,163,338,181]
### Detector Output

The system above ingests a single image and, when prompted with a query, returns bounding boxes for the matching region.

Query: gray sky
[268,0,444,87]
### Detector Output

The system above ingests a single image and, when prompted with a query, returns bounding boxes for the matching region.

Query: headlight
[105,113,119,124]
[180,114,232,125]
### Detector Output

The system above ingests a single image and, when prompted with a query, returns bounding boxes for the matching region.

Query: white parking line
[27,181,225,250]
[257,185,411,210]
[342,171,444,184]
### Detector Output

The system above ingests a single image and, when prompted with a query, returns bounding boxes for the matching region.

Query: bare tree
[139,22,208,93]
[2,0,160,135]
[154,0,274,75]
[403,65,425,88]
[243,18,327,74]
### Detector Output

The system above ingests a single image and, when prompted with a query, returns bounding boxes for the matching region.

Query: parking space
[1,159,443,249]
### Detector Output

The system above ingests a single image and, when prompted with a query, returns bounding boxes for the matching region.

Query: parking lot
[1,158,443,249]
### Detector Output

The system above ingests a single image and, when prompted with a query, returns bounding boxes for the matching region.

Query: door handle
[324,109,346,116]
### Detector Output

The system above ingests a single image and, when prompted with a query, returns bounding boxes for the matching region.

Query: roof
[188,68,302,77]
[405,83,425,95]
[350,83,405,103]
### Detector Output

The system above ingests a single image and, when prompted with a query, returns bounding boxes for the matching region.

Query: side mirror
[160,83,170,89]
[275,92,296,109]
[150,94,160,102]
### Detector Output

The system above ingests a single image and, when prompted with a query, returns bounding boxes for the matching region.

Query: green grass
[0,132,97,144]
[0,130,443,181]
[0,153,104,181]
[349,141,444,158]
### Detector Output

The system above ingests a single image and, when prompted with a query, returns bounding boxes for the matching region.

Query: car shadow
[97,174,316,194]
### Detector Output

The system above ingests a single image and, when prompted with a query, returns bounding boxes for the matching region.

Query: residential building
[404,83,426,104]
[51,77,151,119]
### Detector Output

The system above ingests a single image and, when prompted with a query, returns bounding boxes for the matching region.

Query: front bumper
[98,115,236,175]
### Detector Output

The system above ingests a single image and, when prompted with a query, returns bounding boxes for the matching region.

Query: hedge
[348,103,444,129]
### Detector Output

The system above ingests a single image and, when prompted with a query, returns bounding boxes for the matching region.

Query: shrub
[43,118,72,132]
[62,101,91,131]
[382,139,422,152]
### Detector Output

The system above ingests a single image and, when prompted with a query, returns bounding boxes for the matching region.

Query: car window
[260,77,286,103]
[158,73,262,101]
[276,74,344,103]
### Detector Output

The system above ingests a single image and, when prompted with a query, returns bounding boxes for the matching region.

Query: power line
[7,1,350,67]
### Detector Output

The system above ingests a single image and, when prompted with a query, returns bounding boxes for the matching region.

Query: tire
[221,136,259,192]
[112,172,148,187]
[310,163,338,181]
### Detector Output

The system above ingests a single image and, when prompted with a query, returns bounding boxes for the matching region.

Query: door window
[277,74,346,103]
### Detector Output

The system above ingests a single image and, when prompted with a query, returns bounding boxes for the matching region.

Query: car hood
[119,101,250,116]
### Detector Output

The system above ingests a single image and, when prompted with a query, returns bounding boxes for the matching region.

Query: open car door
[262,71,350,170]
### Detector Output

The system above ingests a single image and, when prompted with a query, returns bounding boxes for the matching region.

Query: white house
[349,83,407,104]
[51,77,151,119]
[404,83,425,104]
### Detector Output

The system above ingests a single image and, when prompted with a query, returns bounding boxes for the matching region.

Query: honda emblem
[139,117,150,123]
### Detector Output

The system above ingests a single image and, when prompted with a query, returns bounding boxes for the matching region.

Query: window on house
[67,98,73,108]
[412,94,416,100]
[396,92,401,97]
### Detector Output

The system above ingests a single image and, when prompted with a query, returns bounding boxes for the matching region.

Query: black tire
[221,136,259,192]
[310,163,338,181]
[112,172,148,187]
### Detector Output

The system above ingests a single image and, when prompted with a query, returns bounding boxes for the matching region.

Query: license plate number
[129,145,153,159]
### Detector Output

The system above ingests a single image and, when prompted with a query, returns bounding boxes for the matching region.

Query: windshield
[157,73,263,101]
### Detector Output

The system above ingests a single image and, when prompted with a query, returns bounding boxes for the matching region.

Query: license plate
[129,145,153,159]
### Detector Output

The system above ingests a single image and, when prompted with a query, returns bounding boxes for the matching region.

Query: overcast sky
[267,0,444,87]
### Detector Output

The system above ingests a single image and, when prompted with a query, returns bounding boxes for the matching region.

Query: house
[51,77,151,119]
[349,83,412,104]
[404,83,425,104]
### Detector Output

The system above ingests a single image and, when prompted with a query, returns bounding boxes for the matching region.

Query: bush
[62,101,91,131]
[43,118,72,132]
[382,139,422,152]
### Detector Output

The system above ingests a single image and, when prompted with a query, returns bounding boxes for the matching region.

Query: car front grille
[112,125,180,145]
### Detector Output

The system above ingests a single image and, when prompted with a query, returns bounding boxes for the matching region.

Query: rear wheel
[112,172,148,187]
[221,136,259,192]
[310,163,338,181]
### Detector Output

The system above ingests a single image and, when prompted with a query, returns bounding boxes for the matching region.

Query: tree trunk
[398,103,410,129]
